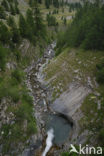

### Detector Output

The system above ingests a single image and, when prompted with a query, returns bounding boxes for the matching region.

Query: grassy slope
[39,3,74,24]
[44,48,104,143]
[45,48,104,98]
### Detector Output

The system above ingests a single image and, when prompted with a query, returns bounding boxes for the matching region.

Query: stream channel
[25,42,73,156]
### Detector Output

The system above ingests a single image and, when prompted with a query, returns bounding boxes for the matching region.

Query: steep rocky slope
[44,48,104,148]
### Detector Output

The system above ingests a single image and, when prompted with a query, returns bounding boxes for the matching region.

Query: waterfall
[42,128,54,156]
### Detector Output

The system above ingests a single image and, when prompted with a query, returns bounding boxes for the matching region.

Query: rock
[97,100,101,110]
[6,62,16,70]
[94,92,100,97]
[87,77,93,88]
[1,131,4,135]
[38,99,44,106]
[22,149,31,156]
[78,61,81,64]
[41,93,46,98]
[44,108,47,112]
[30,135,37,145]
[9,131,12,135]
[52,82,91,117]
[10,120,15,125]
[74,69,79,73]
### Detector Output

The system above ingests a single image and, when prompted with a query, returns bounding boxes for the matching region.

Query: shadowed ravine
[24,42,73,156]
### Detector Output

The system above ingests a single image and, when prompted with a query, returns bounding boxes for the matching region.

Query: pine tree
[15,3,19,14]
[38,0,42,4]
[7,16,20,43]
[33,2,47,39]
[26,9,36,42]
[60,0,64,7]
[7,16,16,27]
[63,17,67,25]
[45,0,50,9]
[19,14,28,37]
[0,21,11,44]
[0,45,8,71]
[12,28,20,43]
[53,0,59,8]
[29,0,32,7]
[10,4,16,15]
[0,6,6,19]
[47,14,57,26]
[26,9,34,28]
[1,0,9,11]
[29,0,35,7]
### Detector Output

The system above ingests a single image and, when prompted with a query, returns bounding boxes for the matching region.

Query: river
[24,42,72,156]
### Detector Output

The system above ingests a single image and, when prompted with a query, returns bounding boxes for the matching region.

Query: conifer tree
[15,3,19,14]
[34,2,46,38]
[38,0,42,4]
[19,14,28,37]
[53,0,59,8]
[0,6,6,19]
[7,16,14,26]
[7,16,20,43]
[1,0,9,11]
[10,3,16,15]
[26,9,36,42]
[0,21,11,44]
[45,0,50,9]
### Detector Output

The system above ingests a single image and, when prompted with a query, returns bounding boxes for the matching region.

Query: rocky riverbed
[23,42,73,156]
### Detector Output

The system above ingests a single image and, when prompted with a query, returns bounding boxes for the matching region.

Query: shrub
[27,120,36,135]
[0,45,8,71]
[0,6,6,19]
[11,69,25,84]
[47,14,58,26]
[0,22,12,44]
[96,68,104,84]
[1,0,9,11]
[14,50,21,61]
[8,87,20,103]
[22,93,33,106]
[96,60,104,84]
[98,129,104,144]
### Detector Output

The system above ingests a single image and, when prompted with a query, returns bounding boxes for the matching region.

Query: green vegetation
[0,6,6,19]
[80,92,104,146]
[47,13,58,26]
[1,0,9,11]
[0,45,9,71]
[19,5,47,44]
[1,0,19,15]
[68,2,81,12]
[45,0,59,9]
[56,1,104,54]
[96,60,104,84]
[0,21,12,44]
[0,68,36,154]
[0,0,103,155]
[0,0,48,154]
[11,69,25,84]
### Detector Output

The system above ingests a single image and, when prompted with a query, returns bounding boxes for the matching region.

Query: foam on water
[42,128,54,156]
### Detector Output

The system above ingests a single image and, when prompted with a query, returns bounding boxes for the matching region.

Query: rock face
[50,82,91,145]
[51,82,90,117]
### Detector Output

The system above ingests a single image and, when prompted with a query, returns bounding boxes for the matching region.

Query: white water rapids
[42,128,54,156]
